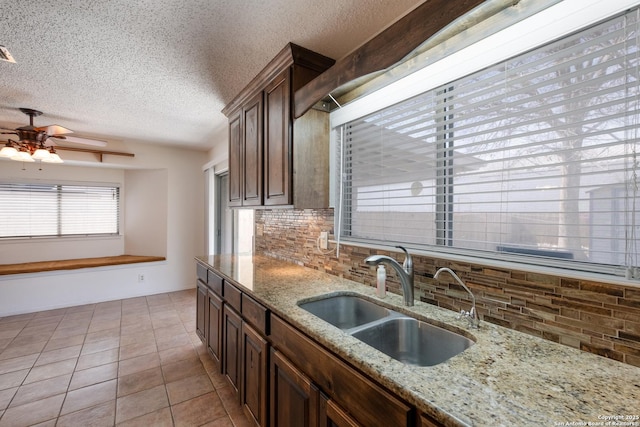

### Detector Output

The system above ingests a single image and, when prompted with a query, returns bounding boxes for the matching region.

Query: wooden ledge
[0,255,166,276]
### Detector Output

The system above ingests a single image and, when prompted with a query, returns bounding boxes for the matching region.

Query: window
[0,183,120,238]
[334,7,640,276]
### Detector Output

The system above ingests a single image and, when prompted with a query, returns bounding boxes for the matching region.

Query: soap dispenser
[376,264,386,297]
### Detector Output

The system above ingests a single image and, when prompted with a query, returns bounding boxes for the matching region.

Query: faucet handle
[395,246,412,272]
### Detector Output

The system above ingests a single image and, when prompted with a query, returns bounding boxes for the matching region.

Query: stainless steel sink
[299,293,475,366]
[351,317,474,366]
[298,295,393,330]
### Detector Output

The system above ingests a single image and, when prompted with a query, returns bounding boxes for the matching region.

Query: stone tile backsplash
[255,208,640,367]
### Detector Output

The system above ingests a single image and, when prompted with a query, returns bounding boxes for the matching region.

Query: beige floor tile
[120,322,153,336]
[146,294,172,307]
[200,416,236,427]
[76,347,119,371]
[119,342,157,361]
[118,352,161,377]
[9,374,71,407]
[171,391,228,427]
[81,337,120,356]
[0,354,38,375]
[0,369,29,391]
[60,378,117,415]
[115,384,168,424]
[156,333,192,351]
[88,319,122,334]
[158,343,198,365]
[0,387,17,411]
[25,315,63,329]
[56,400,115,427]
[50,325,90,340]
[0,329,20,341]
[23,358,77,384]
[0,341,47,360]
[166,373,214,405]
[117,367,164,397]
[69,362,117,391]
[0,393,64,427]
[34,345,82,367]
[84,327,120,344]
[116,406,173,427]
[161,356,206,383]
[119,331,156,348]
[43,334,85,352]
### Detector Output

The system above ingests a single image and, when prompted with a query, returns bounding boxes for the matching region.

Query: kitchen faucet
[433,267,480,329]
[365,246,414,306]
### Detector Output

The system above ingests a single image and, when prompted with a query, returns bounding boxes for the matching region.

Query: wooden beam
[293,0,487,118]
[56,145,135,161]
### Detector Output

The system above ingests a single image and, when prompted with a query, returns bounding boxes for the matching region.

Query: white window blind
[0,183,120,238]
[336,9,640,276]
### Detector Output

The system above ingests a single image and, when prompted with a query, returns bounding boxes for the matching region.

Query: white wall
[0,140,205,316]
[124,169,168,257]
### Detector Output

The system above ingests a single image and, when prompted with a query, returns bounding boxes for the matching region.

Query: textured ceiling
[0,0,423,151]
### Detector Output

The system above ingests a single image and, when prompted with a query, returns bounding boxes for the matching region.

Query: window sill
[0,255,166,276]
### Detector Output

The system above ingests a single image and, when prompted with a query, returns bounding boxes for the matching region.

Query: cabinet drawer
[224,282,242,312]
[196,262,208,283]
[242,294,269,335]
[270,315,413,427]
[208,270,223,296]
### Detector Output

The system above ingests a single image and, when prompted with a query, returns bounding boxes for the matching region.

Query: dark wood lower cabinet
[319,394,361,427]
[242,322,268,427]
[197,264,434,427]
[196,281,207,342]
[223,305,242,399]
[270,349,319,427]
[207,290,223,370]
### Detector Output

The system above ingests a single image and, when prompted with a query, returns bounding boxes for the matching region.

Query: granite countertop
[196,254,640,427]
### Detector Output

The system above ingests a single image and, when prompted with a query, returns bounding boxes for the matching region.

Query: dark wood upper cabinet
[228,112,243,207]
[223,43,334,208]
[264,70,291,206]
[242,92,263,207]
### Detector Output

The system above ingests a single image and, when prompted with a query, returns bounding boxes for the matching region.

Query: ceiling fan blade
[36,125,73,135]
[50,135,107,147]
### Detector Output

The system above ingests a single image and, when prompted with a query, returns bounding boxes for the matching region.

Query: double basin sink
[299,294,474,367]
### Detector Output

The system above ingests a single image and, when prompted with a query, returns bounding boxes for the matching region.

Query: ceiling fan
[0,107,107,163]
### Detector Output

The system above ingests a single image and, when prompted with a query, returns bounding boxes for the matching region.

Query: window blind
[336,8,640,275]
[0,183,120,238]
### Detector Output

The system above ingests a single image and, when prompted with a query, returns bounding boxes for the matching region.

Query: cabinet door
[242,322,268,427]
[243,92,263,206]
[229,111,243,207]
[264,69,292,206]
[319,394,361,427]
[223,305,242,400]
[207,290,223,370]
[270,349,319,427]
[418,413,445,427]
[196,280,208,343]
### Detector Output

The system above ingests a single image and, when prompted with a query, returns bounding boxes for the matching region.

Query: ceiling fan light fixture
[31,146,52,160]
[42,151,63,163]
[11,150,35,162]
[0,144,18,158]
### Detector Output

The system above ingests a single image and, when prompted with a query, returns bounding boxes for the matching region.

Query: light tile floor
[0,289,252,426]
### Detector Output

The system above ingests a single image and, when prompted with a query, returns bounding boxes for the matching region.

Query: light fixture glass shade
[11,150,35,162]
[42,152,63,163]
[0,145,18,158]
[31,147,52,160]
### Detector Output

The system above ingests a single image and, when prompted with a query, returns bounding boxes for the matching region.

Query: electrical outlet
[319,231,329,250]
[138,274,145,283]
